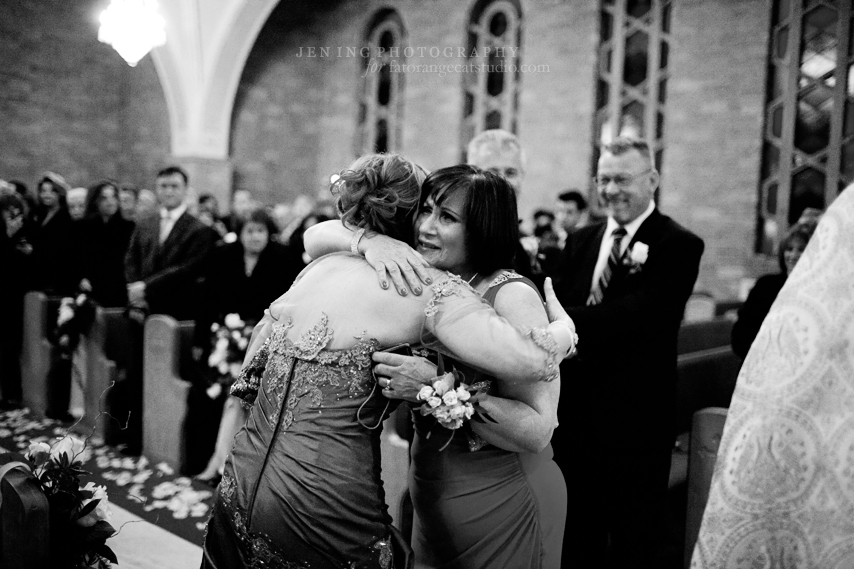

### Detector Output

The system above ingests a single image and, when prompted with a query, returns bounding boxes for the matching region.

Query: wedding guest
[198,192,228,238]
[135,188,158,221]
[76,180,135,308]
[691,186,852,568]
[466,129,538,281]
[282,210,333,283]
[31,172,75,296]
[0,190,33,410]
[731,221,816,359]
[119,184,139,222]
[223,189,254,233]
[67,187,88,221]
[121,165,218,454]
[193,206,292,480]
[556,188,590,235]
[9,180,37,227]
[553,137,704,567]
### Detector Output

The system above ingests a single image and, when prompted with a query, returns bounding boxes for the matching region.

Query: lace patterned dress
[200,257,563,569]
[410,272,567,569]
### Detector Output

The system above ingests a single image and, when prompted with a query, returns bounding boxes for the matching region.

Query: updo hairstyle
[332,153,427,245]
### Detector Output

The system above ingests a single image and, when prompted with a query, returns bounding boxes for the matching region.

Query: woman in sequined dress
[200,154,576,569]
[304,165,566,568]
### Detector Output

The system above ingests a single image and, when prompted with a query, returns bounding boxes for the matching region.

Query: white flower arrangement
[416,372,476,430]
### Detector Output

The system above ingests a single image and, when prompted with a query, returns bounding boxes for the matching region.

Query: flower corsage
[623,241,649,274]
[416,371,496,450]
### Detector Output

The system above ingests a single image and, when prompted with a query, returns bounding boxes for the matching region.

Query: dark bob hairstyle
[419,164,519,276]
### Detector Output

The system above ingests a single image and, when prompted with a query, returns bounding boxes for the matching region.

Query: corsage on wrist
[416,372,476,430]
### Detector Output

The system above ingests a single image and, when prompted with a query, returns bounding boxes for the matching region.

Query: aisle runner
[0,408,214,546]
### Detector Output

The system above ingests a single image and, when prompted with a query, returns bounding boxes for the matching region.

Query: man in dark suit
[121,165,217,454]
[553,137,704,568]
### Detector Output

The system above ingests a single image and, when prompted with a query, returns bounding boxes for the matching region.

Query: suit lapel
[159,212,189,258]
[607,209,664,293]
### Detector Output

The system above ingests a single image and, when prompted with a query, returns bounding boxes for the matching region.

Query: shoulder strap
[483,271,542,304]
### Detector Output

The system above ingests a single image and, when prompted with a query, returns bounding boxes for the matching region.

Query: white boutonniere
[623,242,649,274]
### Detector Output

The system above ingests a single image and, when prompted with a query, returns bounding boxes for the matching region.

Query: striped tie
[587,226,627,305]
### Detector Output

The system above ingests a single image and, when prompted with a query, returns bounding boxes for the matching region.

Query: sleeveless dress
[410,271,568,569]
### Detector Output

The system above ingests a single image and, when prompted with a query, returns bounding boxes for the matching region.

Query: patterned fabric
[587,226,627,305]
[691,186,854,568]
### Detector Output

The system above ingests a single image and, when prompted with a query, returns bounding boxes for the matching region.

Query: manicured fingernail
[381,281,389,289]
[399,288,407,296]
[425,277,433,284]
[414,287,422,295]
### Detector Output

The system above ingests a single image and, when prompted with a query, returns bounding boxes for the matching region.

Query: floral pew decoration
[24,435,117,569]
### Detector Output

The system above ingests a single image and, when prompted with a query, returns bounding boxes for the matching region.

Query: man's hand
[372,352,437,402]
[127,281,146,304]
[362,234,432,296]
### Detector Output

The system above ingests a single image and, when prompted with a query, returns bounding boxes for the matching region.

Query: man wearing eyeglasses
[552,137,704,568]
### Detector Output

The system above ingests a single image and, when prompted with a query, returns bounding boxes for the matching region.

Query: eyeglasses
[593,168,653,190]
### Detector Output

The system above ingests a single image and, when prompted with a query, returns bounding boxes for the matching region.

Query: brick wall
[0,0,170,191]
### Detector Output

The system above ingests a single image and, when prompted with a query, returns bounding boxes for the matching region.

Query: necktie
[159,212,173,244]
[587,226,627,305]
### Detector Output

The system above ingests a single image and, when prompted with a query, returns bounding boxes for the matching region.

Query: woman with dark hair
[306,164,567,568]
[200,154,576,569]
[0,190,33,410]
[731,220,818,359]
[75,180,135,307]
[192,206,291,480]
[31,172,75,295]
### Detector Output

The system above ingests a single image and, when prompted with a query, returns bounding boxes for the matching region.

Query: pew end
[0,456,50,569]
[20,292,60,418]
[684,407,727,568]
[142,315,194,471]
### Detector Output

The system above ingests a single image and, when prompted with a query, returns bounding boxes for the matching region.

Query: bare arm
[303,220,432,295]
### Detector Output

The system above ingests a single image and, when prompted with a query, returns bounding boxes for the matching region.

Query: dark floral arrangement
[24,435,117,569]
[54,281,97,358]
[205,313,255,399]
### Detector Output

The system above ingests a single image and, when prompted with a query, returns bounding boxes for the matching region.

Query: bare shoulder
[493,282,547,327]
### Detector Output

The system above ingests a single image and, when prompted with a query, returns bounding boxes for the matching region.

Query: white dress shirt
[159,203,187,244]
[589,200,655,292]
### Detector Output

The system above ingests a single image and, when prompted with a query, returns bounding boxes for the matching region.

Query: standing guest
[555,189,590,237]
[76,180,136,308]
[466,129,538,281]
[119,184,139,222]
[135,188,159,221]
[122,165,218,454]
[67,187,88,221]
[9,180,37,227]
[31,172,75,296]
[533,208,562,276]
[223,189,254,233]
[553,137,704,568]
[731,221,816,359]
[193,206,292,481]
[282,210,333,285]
[0,190,33,410]
[198,192,228,238]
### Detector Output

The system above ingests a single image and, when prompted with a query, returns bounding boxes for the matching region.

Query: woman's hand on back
[372,352,437,402]
[361,233,433,296]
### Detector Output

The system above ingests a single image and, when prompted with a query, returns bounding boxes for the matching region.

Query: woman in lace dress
[200,154,576,569]
[305,165,566,568]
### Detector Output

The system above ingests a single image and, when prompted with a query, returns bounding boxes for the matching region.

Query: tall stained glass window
[460,0,522,158]
[357,10,405,155]
[593,0,672,174]
[757,0,853,254]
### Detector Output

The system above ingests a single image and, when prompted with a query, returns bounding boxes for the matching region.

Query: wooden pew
[142,315,194,470]
[20,292,60,418]
[72,307,132,445]
[0,456,50,569]
[684,407,727,568]
[674,347,740,435]
[676,317,734,355]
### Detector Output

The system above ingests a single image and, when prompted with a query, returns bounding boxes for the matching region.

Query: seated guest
[0,190,33,410]
[76,180,135,308]
[197,192,228,238]
[31,172,75,296]
[731,220,817,359]
[193,206,292,480]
